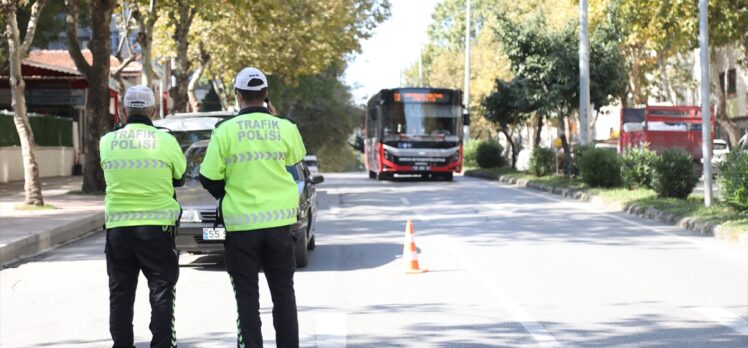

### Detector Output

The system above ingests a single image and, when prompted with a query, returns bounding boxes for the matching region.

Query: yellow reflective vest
[200,110,306,232]
[100,118,187,229]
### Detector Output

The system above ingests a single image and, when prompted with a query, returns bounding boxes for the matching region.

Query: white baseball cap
[123,85,155,108]
[234,67,268,91]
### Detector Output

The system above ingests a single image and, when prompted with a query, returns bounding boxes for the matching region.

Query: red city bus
[364,88,464,181]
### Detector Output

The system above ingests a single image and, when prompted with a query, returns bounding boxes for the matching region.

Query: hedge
[0,112,73,147]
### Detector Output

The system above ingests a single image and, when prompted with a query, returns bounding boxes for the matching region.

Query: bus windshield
[382,104,461,141]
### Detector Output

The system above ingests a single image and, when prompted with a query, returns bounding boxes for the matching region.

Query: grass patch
[14,203,59,210]
[465,167,747,238]
[629,195,748,239]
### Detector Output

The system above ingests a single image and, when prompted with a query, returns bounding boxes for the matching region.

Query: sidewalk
[0,176,104,267]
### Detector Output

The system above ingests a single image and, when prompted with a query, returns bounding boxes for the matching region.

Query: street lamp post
[579,0,590,145]
[463,0,471,143]
[699,0,713,207]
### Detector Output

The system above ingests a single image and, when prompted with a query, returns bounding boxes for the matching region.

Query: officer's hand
[267,100,277,115]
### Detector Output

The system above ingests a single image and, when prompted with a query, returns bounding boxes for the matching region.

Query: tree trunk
[134,0,158,88]
[629,46,644,106]
[187,45,210,112]
[187,64,203,112]
[65,0,116,193]
[533,113,543,148]
[501,128,517,169]
[113,55,137,122]
[2,0,45,206]
[657,53,675,104]
[139,31,155,87]
[557,114,572,175]
[709,47,740,146]
[168,0,195,113]
[212,77,229,110]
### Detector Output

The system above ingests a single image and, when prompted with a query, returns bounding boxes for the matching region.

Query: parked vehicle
[618,106,714,163]
[707,139,730,176]
[153,111,235,150]
[304,155,319,172]
[738,134,748,152]
[176,140,323,267]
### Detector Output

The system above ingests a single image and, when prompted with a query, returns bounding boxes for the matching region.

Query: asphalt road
[1,173,746,347]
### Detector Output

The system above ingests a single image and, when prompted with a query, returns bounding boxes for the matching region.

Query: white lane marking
[693,307,748,335]
[437,236,561,347]
[400,197,410,205]
[315,312,347,348]
[486,180,747,262]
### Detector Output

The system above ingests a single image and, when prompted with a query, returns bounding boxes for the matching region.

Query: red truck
[618,105,714,162]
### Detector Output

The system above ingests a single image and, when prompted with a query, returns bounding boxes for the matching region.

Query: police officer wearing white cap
[100,85,186,348]
[199,67,306,348]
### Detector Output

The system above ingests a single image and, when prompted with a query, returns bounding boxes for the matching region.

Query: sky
[343,0,441,105]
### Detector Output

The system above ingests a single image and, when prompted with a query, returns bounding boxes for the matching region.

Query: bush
[620,146,657,189]
[718,150,748,212]
[475,141,505,168]
[463,140,480,168]
[571,144,596,177]
[576,147,622,188]
[529,147,555,177]
[651,149,699,199]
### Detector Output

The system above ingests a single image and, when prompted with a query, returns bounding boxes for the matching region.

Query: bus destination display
[393,91,451,104]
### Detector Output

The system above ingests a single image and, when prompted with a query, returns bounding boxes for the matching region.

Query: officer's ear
[235,89,243,104]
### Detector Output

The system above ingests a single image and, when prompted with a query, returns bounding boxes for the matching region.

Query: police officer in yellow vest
[100,85,186,348]
[199,67,306,348]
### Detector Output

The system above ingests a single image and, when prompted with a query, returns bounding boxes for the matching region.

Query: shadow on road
[302,242,402,272]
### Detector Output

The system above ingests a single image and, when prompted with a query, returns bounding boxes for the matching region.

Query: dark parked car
[175,140,323,267]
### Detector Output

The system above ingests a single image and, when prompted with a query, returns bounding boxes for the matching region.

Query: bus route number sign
[393,91,451,104]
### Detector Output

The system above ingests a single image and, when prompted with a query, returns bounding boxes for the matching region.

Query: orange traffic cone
[403,219,428,274]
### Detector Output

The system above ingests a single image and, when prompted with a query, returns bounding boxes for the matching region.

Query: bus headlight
[384,150,394,161]
[180,209,201,223]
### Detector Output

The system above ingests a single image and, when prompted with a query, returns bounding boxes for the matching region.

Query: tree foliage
[152,0,390,113]
[482,78,529,167]
[269,65,360,156]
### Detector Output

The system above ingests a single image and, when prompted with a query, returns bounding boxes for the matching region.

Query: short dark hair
[237,87,267,103]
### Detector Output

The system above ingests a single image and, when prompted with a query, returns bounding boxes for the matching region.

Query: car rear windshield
[714,143,728,150]
[185,146,207,177]
[172,130,213,151]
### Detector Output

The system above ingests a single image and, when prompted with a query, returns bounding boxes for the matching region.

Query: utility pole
[463,0,471,143]
[699,0,713,207]
[579,0,590,145]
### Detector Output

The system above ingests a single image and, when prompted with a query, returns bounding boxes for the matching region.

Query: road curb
[0,212,104,267]
[465,171,744,243]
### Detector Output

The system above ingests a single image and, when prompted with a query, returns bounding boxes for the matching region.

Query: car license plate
[202,227,225,240]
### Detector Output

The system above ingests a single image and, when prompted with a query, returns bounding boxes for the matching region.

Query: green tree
[496,13,558,148]
[496,11,627,174]
[482,78,529,168]
[1,0,47,205]
[0,0,62,70]
[605,0,748,144]
[268,65,360,164]
[153,0,390,113]
[406,0,578,142]
[64,0,118,193]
